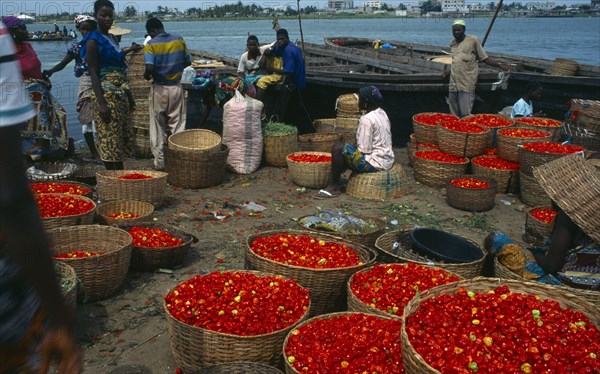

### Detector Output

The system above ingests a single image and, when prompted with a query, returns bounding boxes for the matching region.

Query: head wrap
[359,85,383,106]
[2,16,25,29]
[453,19,466,27]
[75,15,96,28]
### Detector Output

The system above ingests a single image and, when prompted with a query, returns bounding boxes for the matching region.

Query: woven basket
[54,260,77,312]
[132,126,152,158]
[298,132,341,153]
[407,142,438,167]
[130,112,150,128]
[336,93,361,116]
[519,171,551,206]
[346,163,409,200]
[130,85,151,100]
[96,200,154,226]
[514,117,563,141]
[119,223,197,271]
[551,58,578,76]
[296,214,386,249]
[445,175,497,212]
[165,144,229,188]
[461,114,516,147]
[471,155,520,194]
[373,229,413,264]
[30,180,94,199]
[375,231,485,279]
[49,225,132,301]
[413,151,469,188]
[412,113,458,145]
[494,258,600,312]
[38,193,96,231]
[246,230,376,316]
[401,277,600,373]
[497,127,552,162]
[437,123,491,158]
[164,270,310,370]
[286,152,332,189]
[27,162,77,181]
[313,118,337,133]
[200,362,283,374]
[335,117,359,146]
[524,206,554,244]
[264,132,298,167]
[168,129,222,153]
[518,142,585,176]
[96,170,167,207]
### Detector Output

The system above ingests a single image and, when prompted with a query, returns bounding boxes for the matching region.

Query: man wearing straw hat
[485,154,600,289]
[446,19,510,118]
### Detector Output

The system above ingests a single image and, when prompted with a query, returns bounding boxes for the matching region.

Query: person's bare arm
[43,52,76,78]
[534,210,577,274]
[483,56,510,71]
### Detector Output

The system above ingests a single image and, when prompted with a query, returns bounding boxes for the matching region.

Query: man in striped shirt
[144,18,191,170]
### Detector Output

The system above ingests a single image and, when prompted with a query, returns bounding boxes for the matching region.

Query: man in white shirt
[511,83,544,118]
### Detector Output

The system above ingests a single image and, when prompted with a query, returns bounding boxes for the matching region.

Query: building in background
[328,0,354,10]
[442,0,468,12]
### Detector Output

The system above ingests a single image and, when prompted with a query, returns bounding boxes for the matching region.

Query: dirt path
[76,148,526,373]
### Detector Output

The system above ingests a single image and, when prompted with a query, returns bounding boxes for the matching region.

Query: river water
[25,17,600,140]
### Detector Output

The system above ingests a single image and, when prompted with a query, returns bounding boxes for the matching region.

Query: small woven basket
[199,362,283,374]
[471,155,520,194]
[514,117,563,141]
[49,225,132,301]
[264,131,298,167]
[413,151,469,188]
[164,270,310,370]
[524,206,554,244]
[165,144,229,188]
[336,93,361,116]
[246,230,376,316]
[437,123,491,158]
[497,127,553,162]
[298,132,341,153]
[551,58,578,76]
[38,193,96,231]
[119,223,197,271]
[286,152,332,189]
[96,200,154,226]
[445,175,497,212]
[375,230,485,279]
[346,163,409,200]
[313,118,337,133]
[296,214,386,249]
[168,129,222,153]
[27,162,77,181]
[96,170,167,207]
[30,180,94,199]
[519,171,551,207]
[335,117,359,146]
[401,277,600,373]
[518,142,585,176]
[54,261,77,312]
[132,126,152,158]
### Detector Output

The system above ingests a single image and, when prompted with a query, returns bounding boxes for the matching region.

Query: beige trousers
[447,91,475,118]
[149,83,186,169]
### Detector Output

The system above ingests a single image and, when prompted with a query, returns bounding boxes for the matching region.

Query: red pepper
[118,173,153,180]
[499,128,550,138]
[106,211,140,219]
[30,182,91,196]
[461,114,514,128]
[522,141,584,155]
[472,156,520,171]
[414,113,459,126]
[530,207,557,224]
[450,177,491,189]
[54,250,104,258]
[414,150,467,164]
[128,226,184,248]
[440,121,487,134]
[35,194,94,218]
[288,154,332,163]
[515,117,562,127]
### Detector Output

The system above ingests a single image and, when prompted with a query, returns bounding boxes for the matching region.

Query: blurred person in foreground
[0,20,82,374]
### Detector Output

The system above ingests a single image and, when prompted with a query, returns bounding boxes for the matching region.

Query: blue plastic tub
[410,228,484,264]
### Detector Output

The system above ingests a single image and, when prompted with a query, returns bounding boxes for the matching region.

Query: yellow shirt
[449,35,488,93]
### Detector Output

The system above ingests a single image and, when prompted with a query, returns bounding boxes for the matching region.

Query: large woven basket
[96,170,167,207]
[514,117,563,141]
[436,123,491,158]
[519,171,551,206]
[119,223,197,271]
[346,163,409,200]
[460,113,515,146]
[286,152,332,189]
[518,142,585,176]
[335,117,359,146]
[49,225,132,301]
[373,228,413,264]
[168,129,222,153]
[413,151,469,188]
[246,230,376,316]
[27,162,77,181]
[164,270,310,371]
[54,260,77,312]
[199,362,283,374]
[165,144,229,188]
[445,175,497,212]
[38,193,96,231]
[497,127,552,162]
[132,126,152,158]
[30,180,94,199]
[313,118,337,133]
[96,200,154,226]
[412,113,458,145]
[524,206,554,244]
[375,230,485,279]
[401,277,600,373]
[471,155,520,194]
[298,132,341,153]
[296,214,386,249]
[264,131,298,167]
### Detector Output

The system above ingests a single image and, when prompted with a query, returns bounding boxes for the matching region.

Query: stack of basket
[569,98,600,152]
[550,58,578,76]
[126,49,152,158]
[335,93,362,145]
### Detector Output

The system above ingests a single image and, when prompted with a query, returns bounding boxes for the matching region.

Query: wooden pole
[482,0,504,47]
[297,0,306,56]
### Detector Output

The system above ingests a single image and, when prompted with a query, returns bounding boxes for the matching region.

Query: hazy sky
[0,0,586,16]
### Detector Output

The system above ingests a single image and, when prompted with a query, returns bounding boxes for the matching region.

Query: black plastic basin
[410,228,484,264]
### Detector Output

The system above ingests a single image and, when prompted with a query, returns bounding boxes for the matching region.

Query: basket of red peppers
[471,155,520,194]
[163,270,310,371]
[35,193,96,231]
[413,150,469,188]
[412,112,459,146]
[445,175,498,212]
[497,127,553,162]
[402,278,600,373]
[518,141,585,176]
[96,170,167,207]
[96,200,154,226]
[525,206,556,245]
[30,180,94,199]
[286,152,332,189]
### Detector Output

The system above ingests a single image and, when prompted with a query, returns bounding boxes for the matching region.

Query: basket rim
[412,112,459,126]
[49,224,133,261]
[286,151,332,160]
[514,117,563,127]
[95,169,168,181]
[460,113,515,128]
[445,174,498,191]
[497,127,552,138]
[167,129,222,151]
[118,222,197,250]
[471,155,521,170]
[439,122,490,135]
[36,193,96,220]
[295,213,386,238]
[413,150,469,165]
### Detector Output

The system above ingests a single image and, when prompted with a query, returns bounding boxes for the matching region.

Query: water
[26,17,600,140]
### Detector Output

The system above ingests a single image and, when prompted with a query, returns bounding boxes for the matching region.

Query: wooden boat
[27,33,76,42]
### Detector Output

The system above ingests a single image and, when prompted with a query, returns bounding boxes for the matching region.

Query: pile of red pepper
[288,154,332,163]
[30,182,91,196]
[350,263,460,317]
[54,250,104,259]
[515,117,562,127]
[522,141,585,155]
[250,233,362,269]
[117,173,153,180]
[128,226,184,248]
[461,114,514,128]
[414,150,467,164]
[35,194,95,218]
[414,113,458,126]
[406,285,600,373]
[106,211,140,219]
[530,207,557,224]
[415,142,439,149]
[440,121,487,134]
[450,177,491,189]
[484,148,498,156]
[164,272,309,336]
[285,313,404,373]
[472,156,520,171]
[499,128,550,138]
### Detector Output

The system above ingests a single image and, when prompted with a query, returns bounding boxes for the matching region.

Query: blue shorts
[341,144,377,172]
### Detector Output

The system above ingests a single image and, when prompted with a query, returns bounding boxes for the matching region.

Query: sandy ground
[68,147,528,374]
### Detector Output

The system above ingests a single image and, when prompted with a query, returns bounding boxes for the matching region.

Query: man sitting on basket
[315,85,395,199]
